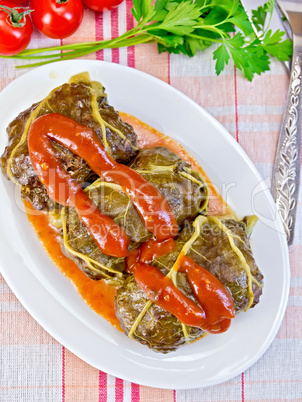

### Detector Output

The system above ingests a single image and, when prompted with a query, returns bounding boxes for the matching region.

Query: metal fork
[272,0,302,245]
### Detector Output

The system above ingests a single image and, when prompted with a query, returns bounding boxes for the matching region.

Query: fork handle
[272,45,302,246]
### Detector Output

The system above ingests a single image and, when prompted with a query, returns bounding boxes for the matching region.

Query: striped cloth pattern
[0,2,301,401]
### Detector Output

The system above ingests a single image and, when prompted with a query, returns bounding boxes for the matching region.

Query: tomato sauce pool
[24,113,229,329]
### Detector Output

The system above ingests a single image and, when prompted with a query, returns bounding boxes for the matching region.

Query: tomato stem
[0,5,32,28]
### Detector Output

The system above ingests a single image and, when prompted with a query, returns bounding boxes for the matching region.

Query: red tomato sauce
[127,240,235,333]
[25,112,229,329]
[27,113,178,256]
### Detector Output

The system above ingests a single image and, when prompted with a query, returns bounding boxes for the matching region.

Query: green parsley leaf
[227,32,245,48]
[131,0,142,22]
[186,37,212,57]
[248,49,270,76]
[132,0,154,23]
[263,28,284,45]
[213,43,230,76]
[262,30,293,61]
[194,0,208,8]
[203,7,229,26]
[214,0,241,14]
[251,5,267,31]
[155,1,200,35]
[228,46,249,71]
[264,0,275,15]
[245,48,270,81]
[154,0,168,11]
[155,33,184,49]
[229,12,253,36]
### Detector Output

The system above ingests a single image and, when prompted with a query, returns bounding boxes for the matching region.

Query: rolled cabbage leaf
[115,215,263,353]
[61,179,152,280]
[129,146,209,226]
[0,73,138,211]
[115,275,204,353]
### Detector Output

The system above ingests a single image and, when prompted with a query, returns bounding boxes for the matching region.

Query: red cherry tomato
[30,0,83,39]
[0,2,33,56]
[82,0,124,12]
[7,1,27,4]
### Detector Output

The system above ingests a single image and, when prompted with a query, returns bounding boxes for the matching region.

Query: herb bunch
[3,0,292,80]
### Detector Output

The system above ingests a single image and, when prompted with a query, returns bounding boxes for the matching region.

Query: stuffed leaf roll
[115,275,204,353]
[62,179,152,280]
[0,73,138,211]
[129,146,208,226]
[115,215,263,352]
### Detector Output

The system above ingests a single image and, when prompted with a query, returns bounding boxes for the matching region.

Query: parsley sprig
[3,0,292,80]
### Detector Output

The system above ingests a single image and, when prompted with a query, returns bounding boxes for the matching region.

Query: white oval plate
[0,60,290,389]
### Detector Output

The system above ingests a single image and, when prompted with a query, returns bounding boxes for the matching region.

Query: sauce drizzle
[128,241,235,333]
[28,113,178,258]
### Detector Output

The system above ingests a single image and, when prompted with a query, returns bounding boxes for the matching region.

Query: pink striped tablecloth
[0,2,301,401]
